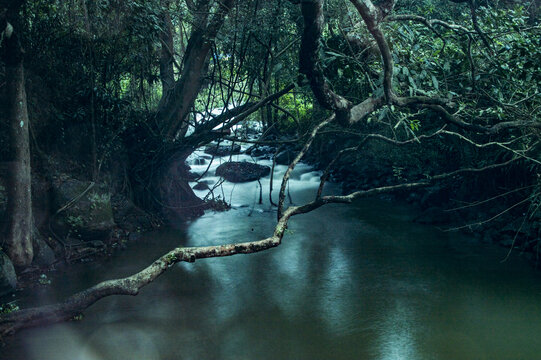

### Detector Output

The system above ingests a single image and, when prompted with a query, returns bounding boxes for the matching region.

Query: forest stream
[2,149,541,360]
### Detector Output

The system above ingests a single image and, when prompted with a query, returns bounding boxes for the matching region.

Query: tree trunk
[155,0,234,141]
[126,0,234,221]
[159,0,175,92]
[155,150,207,222]
[1,18,34,267]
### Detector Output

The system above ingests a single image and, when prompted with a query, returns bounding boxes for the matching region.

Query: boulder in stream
[215,162,270,183]
[204,144,241,157]
[246,145,275,158]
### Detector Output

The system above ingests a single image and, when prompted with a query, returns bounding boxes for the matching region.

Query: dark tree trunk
[126,0,234,222]
[154,150,207,222]
[155,0,234,141]
[148,0,208,221]
[1,16,34,267]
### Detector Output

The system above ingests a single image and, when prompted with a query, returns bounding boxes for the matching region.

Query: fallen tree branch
[0,152,517,340]
[278,115,334,219]
[0,236,283,339]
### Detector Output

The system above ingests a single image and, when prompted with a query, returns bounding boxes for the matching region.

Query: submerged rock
[186,171,201,181]
[0,252,17,297]
[215,162,270,183]
[190,157,207,166]
[204,144,241,157]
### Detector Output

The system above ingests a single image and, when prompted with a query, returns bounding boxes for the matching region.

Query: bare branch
[444,196,529,232]
[349,0,394,102]
[277,115,334,219]
[469,0,493,54]
[183,83,296,148]
[444,184,537,212]
[385,14,472,34]
[269,146,281,207]
[0,236,283,339]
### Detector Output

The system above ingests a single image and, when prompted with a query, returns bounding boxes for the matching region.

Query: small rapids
[186,142,323,209]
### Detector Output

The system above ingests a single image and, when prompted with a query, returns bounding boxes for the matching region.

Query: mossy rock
[32,232,56,267]
[0,251,16,297]
[52,178,115,240]
[216,161,270,183]
[204,143,241,156]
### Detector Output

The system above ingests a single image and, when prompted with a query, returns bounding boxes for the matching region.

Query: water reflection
[377,299,418,360]
[3,151,541,360]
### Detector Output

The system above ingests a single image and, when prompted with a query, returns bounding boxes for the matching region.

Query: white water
[186,142,322,209]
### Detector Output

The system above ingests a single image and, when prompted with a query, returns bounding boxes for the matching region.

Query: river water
[3,148,541,360]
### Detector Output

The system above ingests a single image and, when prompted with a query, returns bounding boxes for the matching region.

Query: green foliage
[38,274,51,285]
[72,314,84,321]
[0,303,19,314]
[1,0,537,237]
[67,215,84,229]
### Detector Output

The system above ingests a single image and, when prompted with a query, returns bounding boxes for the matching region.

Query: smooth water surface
[3,148,541,360]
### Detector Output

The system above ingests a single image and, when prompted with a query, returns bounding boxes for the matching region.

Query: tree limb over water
[0,120,519,340]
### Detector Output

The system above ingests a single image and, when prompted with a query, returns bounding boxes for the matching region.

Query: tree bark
[298,0,351,119]
[126,0,234,220]
[156,0,234,140]
[1,15,34,267]
[159,0,176,93]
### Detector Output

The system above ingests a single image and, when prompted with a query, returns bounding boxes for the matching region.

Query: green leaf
[431,75,439,91]
[408,76,417,90]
